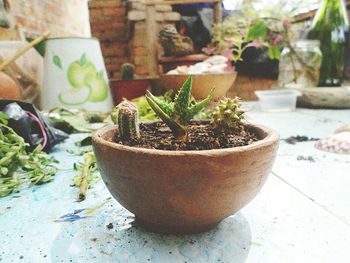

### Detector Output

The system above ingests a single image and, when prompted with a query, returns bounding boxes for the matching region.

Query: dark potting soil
[114,121,260,151]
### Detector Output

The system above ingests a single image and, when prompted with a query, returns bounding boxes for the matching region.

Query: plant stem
[78,152,94,202]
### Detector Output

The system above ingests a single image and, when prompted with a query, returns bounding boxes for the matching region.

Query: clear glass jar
[278,40,322,88]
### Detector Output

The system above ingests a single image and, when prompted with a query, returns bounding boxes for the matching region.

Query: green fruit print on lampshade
[58,86,92,105]
[85,70,108,102]
[67,53,97,89]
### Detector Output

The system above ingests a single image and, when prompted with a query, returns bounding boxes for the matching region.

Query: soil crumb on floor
[113,122,259,151]
[284,135,319,145]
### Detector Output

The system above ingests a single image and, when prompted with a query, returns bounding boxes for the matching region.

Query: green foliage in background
[206,16,289,62]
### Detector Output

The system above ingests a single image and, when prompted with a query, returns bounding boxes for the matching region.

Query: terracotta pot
[158,73,237,100]
[109,79,151,105]
[92,123,279,234]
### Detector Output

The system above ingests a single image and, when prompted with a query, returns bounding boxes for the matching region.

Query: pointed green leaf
[146,90,173,116]
[174,76,193,116]
[146,94,186,138]
[53,55,62,69]
[183,88,215,123]
[79,53,87,66]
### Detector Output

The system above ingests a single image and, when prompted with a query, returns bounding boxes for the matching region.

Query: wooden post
[145,4,159,78]
[214,1,222,23]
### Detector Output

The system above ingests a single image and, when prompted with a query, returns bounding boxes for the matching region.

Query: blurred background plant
[206,0,323,66]
[203,16,289,65]
[204,1,329,82]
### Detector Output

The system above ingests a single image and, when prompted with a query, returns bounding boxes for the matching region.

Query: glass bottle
[307,0,349,87]
[278,40,322,88]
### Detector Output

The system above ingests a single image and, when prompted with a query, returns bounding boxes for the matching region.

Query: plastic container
[255,90,302,112]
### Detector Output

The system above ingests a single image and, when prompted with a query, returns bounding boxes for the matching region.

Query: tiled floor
[1,106,349,262]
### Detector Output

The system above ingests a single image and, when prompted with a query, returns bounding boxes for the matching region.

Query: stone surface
[130,2,146,11]
[128,10,146,21]
[134,55,149,66]
[336,124,350,133]
[156,13,164,22]
[163,12,181,21]
[132,23,148,47]
[295,87,350,109]
[134,21,146,30]
[155,4,172,12]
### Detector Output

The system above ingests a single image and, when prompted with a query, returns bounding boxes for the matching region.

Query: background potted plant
[203,15,289,73]
[204,10,321,81]
[92,76,279,234]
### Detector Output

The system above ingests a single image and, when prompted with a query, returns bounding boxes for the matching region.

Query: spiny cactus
[111,100,140,141]
[146,76,214,140]
[120,63,135,80]
[211,97,245,132]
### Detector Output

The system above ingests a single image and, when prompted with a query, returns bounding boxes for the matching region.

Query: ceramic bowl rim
[92,123,279,157]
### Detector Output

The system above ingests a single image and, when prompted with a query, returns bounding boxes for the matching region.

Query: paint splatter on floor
[55,209,88,223]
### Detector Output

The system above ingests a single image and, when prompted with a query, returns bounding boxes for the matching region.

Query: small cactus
[120,63,135,80]
[111,100,140,141]
[211,97,245,132]
[146,76,214,140]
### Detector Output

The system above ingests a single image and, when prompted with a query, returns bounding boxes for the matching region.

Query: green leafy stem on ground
[0,113,58,197]
[72,151,99,202]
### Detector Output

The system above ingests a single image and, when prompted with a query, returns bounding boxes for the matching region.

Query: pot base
[135,217,221,234]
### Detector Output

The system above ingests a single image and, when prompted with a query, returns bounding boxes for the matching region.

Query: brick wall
[89,0,181,79]
[11,0,91,37]
[89,0,130,79]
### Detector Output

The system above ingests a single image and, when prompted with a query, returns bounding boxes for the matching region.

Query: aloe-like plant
[146,76,214,140]
[111,100,140,141]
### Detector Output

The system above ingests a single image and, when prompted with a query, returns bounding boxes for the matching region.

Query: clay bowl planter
[92,123,279,234]
[109,79,151,105]
[158,73,237,100]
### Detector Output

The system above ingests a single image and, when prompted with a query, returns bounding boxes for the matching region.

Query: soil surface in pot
[113,121,259,151]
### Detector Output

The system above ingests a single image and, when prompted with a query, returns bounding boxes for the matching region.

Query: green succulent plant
[111,100,140,141]
[211,97,245,132]
[146,76,214,140]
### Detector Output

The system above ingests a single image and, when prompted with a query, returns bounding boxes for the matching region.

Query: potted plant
[109,63,151,105]
[92,76,279,234]
[203,16,288,70]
